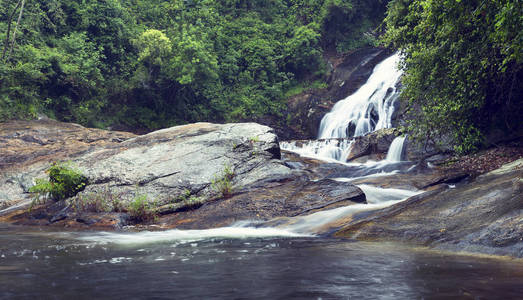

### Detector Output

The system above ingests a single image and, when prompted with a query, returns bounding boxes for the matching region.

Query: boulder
[346,128,399,161]
[335,159,523,258]
[0,120,366,229]
[74,122,293,206]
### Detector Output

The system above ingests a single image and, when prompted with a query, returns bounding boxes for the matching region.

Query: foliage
[127,192,157,222]
[283,79,328,98]
[383,0,523,153]
[68,187,125,213]
[211,164,234,197]
[29,162,88,203]
[167,189,206,212]
[0,0,389,130]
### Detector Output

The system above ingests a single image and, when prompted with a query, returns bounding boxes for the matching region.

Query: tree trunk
[1,0,22,61]
[6,0,26,61]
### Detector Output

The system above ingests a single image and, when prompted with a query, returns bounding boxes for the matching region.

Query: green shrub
[211,164,234,197]
[68,187,125,213]
[127,193,156,222]
[29,162,88,203]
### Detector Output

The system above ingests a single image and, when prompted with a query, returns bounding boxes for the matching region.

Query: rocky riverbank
[1,118,522,258]
[0,119,365,229]
[335,158,523,258]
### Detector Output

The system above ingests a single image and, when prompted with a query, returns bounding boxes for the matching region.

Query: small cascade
[77,227,310,246]
[385,136,406,162]
[318,53,402,139]
[280,139,353,162]
[269,185,421,234]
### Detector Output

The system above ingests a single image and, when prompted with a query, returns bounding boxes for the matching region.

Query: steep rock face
[327,47,393,102]
[335,159,523,258]
[0,120,366,228]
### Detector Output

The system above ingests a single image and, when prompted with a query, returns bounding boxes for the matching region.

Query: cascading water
[318,53,403,139]
[385,136,406,162]
[279,139,353,162]
[265,185,421,234]
[280,53,403,163]
[273,53,417,233]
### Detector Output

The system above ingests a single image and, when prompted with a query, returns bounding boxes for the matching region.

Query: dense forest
[0,0,388,129]
[384,0,522,152]
[1,0,521,152]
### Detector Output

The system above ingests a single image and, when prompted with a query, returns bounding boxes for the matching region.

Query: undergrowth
[211,164,235,197]
[29,162,88,208]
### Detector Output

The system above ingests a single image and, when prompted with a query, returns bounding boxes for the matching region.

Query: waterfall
[318,53,402,139]
[385,136,406,162]
[281,53,403,163]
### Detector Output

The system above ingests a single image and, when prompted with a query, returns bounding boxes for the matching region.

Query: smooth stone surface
[0,120,365,229]
[335,159,523,258]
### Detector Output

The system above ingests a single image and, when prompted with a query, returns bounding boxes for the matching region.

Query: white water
[386,136,406,162]
[318,53,402,139]
[270,53,417,234]
[75,184,420,244]
[273,185,420,234]
[280,139,353,162]
[77,227,310,246]
[281,53,403,163]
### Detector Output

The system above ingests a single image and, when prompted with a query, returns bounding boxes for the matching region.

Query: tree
[383,0,523,153]
[134,29,172,88]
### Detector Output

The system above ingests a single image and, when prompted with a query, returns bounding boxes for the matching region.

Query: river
[1,224,522,299]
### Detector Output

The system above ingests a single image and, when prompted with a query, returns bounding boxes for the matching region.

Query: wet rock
[327,47,394,102]
[350,167,470,191]
[335,159,523,258]
[346,128,399,161]
[159,178,365,229]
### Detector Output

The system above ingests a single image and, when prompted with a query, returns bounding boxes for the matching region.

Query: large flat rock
[76,122,291,204]
[0,120,365,228]
[0,119,135,208]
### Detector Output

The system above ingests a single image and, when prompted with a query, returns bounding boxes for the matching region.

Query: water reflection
[1,226,522,299]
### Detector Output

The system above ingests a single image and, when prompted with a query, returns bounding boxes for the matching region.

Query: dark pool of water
[1,225,522,300]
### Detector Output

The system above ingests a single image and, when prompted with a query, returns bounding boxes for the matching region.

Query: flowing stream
[2,224,523,299]
[2,53,522,298]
